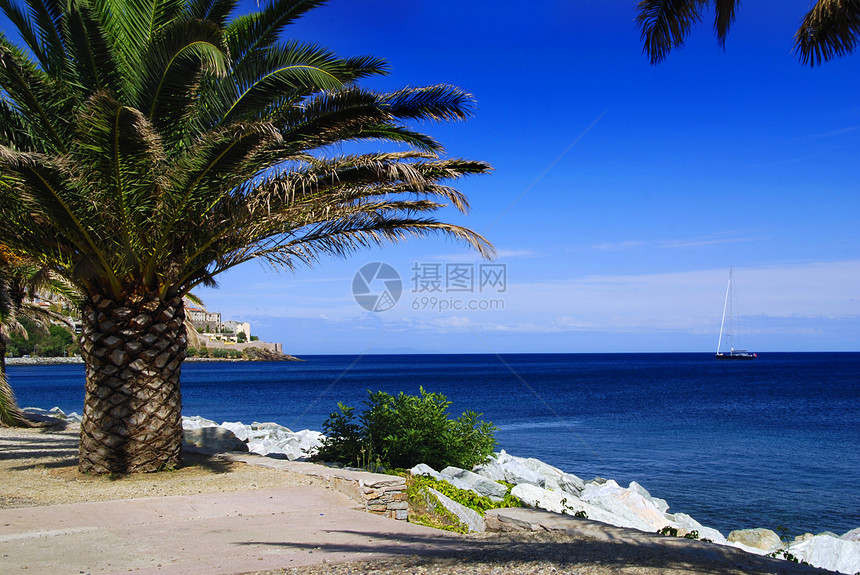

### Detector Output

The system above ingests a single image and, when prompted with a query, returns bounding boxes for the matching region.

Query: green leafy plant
[312,387,497,470]
[407,474,520,516]
[574,510,588,519]
[404,473,521,533]
[658,526,679,537]
[684,530,700,540]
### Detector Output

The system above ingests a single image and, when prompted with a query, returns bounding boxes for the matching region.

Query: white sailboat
[716,268,756,360]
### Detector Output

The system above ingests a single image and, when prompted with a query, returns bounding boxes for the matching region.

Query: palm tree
[0,0,493,473]
[637,0,860,65]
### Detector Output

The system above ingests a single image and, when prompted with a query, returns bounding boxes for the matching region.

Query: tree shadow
[0,433,80,467]
[234,528,830,575]
[180,450,235,474]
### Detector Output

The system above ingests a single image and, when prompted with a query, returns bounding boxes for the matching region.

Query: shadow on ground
[238,529,830,575]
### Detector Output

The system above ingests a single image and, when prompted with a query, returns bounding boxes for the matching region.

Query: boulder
[727,528,782,552]
[666,512,726,544]
[579,480,671,532]
[219,421,250,441]
[516,457,585,496]
[182,415,219,429]
[246,429,322,460]
[427,488,485,533]
[410,463,476,494]
[512,483,654,531]
[510,483,571,515]
[183,427,248,452]
[441,466,508,499]
[788,533,860,575]
[494,452,545,487]
[629,481,669,514]
[410,463,445,481]
[558,472,586,497]
[472,457,507,482]
[841,527,860,542]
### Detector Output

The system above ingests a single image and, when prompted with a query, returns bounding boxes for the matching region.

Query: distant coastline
[6,354,302,366]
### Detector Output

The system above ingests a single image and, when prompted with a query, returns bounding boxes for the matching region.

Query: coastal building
[221,320,251,341]
[186,306,222,332]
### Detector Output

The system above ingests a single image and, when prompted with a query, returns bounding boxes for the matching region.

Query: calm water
[8,352,860,538]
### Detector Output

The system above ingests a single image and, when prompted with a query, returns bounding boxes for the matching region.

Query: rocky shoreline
[25,408,860,575]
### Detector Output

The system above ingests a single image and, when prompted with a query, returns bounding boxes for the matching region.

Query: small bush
[312,387,497,470]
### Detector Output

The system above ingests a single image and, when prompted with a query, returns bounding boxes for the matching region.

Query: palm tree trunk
[78,293,186,473]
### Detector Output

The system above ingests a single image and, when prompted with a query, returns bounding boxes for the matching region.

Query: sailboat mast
[717,271,731,354]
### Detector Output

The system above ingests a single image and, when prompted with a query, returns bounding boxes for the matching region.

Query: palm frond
[0,145,122,294]
[136,17,227,136]
[796,0,860,65]
[0,0,47,69]
[637,0,708,64]
[378,85,477,123]
[0,35,74,152]
[23,0,68,75]
[69,92,166,274]
[713,0,738,48]
[224,0,327,67]
[185,0,238,26]
[62,0,123,96]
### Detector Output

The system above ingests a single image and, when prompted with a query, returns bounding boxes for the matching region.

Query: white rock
[558,472,586,497]
[789,534,860,574]
[628,481,669,513]
[511,483,652,531]
[472,457,507,482]
[496,454,545,487]
[580,480,671,532]
[181,415,219,429]
[510,483,571,514]
[727,528,782,553]
[427,488,485,533]
[183,427,248,452]
[441,466,508,499]
[841,527,860,542]
[411,463,445,481]
[666,512,726,544]
[219,421,250,441]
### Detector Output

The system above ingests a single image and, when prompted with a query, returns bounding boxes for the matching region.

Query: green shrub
[312,387,497,470]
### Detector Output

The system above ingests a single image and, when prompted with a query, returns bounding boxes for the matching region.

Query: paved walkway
[0,485,465,575]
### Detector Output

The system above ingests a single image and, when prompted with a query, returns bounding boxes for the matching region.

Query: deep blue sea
[8,352,860,538]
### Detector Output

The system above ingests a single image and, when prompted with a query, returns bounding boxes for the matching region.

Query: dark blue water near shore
[9,352,860,538]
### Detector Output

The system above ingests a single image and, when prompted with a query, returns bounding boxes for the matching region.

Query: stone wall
[198,339,283,354]
[330,474,408,520]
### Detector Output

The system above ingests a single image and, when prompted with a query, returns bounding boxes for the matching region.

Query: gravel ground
[0,424,320,508]
[0,425,830,575]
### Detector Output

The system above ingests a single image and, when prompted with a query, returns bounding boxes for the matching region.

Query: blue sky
[192,0,860,354]
[7,1,857,353]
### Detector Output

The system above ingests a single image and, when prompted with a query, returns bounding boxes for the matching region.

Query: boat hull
[715,352,756,360]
